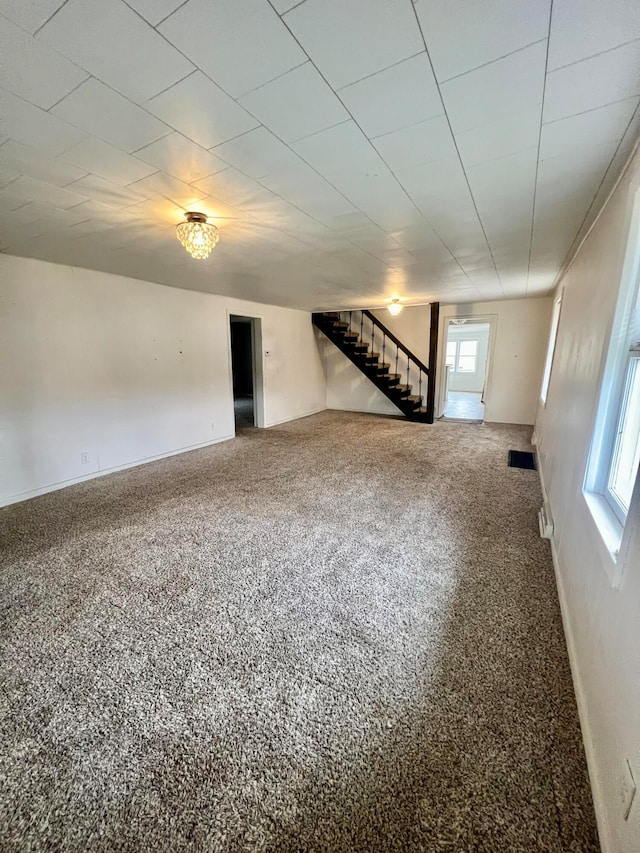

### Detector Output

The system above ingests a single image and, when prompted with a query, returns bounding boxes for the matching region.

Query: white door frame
[227,312,265,430]
[435,311,498,420]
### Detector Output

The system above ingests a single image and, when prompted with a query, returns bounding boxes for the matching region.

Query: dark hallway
[230,317,255,429]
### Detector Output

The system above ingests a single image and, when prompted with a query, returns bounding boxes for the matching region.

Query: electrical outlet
[621,759,636,821]
[80,452,90,465]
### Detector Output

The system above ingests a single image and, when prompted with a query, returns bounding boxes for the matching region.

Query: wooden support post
[426,301,439,424]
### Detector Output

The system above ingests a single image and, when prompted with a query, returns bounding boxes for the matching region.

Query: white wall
[534,148,640,853]
[0,254,326,506]
[323,305,431,416]
[446,322,490,393]
[437,297,551,424]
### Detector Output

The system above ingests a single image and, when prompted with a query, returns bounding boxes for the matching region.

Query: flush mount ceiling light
[176,212,219,260]
[387,297,403,316]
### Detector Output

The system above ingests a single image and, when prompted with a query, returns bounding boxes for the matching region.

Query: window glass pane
[608,356,640,514]
[446,341,456,369]
[458,355,476,372]
[459,340,477,357]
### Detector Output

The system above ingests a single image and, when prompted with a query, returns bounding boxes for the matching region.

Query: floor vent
[508,450,536,469]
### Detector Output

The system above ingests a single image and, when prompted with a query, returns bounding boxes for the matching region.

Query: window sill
[583,491,624,581]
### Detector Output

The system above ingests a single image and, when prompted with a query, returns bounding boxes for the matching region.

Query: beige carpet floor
[0,410,598,852]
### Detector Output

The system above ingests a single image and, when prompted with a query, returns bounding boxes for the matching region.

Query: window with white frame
[605,338,640,522]
[540,291,563,404]
[585,191,640,555]
[445,339,478,373]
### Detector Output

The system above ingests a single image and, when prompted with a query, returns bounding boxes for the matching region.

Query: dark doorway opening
[230,317,255,429]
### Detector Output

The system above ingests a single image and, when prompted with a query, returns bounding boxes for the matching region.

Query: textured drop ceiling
[1,0,639,310]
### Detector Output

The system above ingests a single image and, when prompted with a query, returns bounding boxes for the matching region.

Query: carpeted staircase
[313,310,433,422]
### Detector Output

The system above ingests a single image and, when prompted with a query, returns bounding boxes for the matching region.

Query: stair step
[323,312,341,320]
[406,395,423,407]
[375,363,390,374]
[394,384,412,396]
[343,332,358,342]
[353,343,369,353]
[386,373,400,386]
[364,352,380,361]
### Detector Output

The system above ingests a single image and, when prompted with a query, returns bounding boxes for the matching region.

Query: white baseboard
[536,452,612,853]
[1,434,235,508]
[264,406,327,428]
[326,404,401,417]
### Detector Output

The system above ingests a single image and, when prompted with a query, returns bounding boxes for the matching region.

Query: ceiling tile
[543,40,640,123]
[293,121,383,177]
[127,171,208,208]
[338,52,443,139]
[258,160,357,222]
[159,0,306,99]
[62,137,158,185]
[0,182,36,211]
[394,156,469,204]
[212,127,302,180]
[38,0,195,102]
[442,44,545,136]
[270,0,302,12]
[548,0,640,71]
[454,108,540,168]
[330,170,421,233]
[124,0,188,26]
[0,15,88,110]
[67,218,115,236]
[415,0,550,82]
[65,174,147,209]
[371,114,456,170]
[467,149,538,206]
[239,62,349,143]
[0,0,66,33]
[537,140,619,188]
[441,41,547,134]
[52,78,171,153]
[539,97,639,160]
[68,199,143,225]
[3,174,88,209]
[0,140,89,186]
[0,88,86,155]
[144,72,259,150]
[193,167,279,210]
[134,133,227,184]
[8,201,94,226]
[0,163,21,188]
[283,0,424,90]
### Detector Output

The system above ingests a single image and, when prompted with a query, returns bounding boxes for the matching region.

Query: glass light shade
[176,212,219,260]
[388,299,403,316]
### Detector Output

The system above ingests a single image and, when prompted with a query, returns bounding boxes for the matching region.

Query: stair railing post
[426,301,440,424]
[360,311,364,343]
